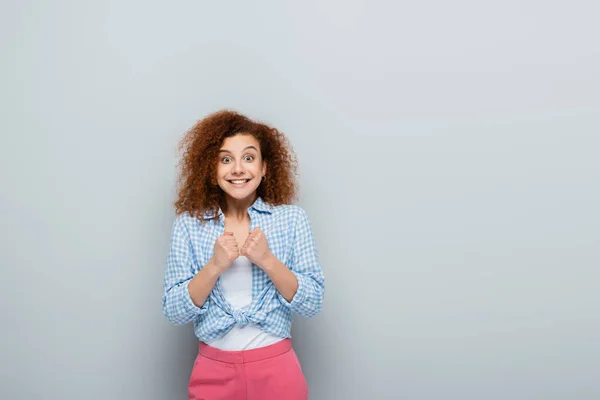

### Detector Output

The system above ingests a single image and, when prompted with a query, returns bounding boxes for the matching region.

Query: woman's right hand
[209,231,239,273]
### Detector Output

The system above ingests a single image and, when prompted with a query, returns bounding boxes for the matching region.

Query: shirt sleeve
[162,215,210,325]
[277,207,325,317]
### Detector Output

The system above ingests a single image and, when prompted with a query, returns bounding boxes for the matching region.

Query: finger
[222,238,236,247]
[224,231,234,236]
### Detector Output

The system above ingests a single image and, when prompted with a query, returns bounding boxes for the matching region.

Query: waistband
[198,338,292,364]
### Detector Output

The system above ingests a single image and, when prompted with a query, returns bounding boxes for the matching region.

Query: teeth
[231,180,248,184]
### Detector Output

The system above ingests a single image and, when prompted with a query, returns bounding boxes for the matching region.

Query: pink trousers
[188,338,308,400]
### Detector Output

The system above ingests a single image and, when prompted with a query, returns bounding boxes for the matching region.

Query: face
[216,134,266,202]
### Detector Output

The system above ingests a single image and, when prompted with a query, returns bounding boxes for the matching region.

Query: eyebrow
[219,145,258,153]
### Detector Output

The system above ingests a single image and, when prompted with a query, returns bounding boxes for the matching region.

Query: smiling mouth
[228,179,250,185]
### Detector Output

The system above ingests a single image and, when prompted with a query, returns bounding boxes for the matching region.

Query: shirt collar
[249,196,273,214]
[202,196,272,220]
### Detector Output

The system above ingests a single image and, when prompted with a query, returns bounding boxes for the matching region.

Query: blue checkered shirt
[162,197,325,342]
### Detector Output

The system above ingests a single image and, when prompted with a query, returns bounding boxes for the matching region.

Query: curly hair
[174,109,299,223]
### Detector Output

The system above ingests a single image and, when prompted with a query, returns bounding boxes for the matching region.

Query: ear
[262,161,267,178]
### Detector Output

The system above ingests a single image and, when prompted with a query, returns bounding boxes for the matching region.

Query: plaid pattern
[162,197,325,342]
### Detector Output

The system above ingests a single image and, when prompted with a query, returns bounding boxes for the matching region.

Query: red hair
[174,110,299,222]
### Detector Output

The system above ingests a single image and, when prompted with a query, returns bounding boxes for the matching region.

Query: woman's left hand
[240,227,273,267]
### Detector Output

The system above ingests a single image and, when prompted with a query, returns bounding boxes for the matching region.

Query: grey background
[1,1,599,399]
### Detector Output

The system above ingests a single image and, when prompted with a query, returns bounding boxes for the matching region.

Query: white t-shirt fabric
[206,255,283,350]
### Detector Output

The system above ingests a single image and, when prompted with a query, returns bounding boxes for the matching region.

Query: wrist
[260,252,278,272]
[205,259,224,276]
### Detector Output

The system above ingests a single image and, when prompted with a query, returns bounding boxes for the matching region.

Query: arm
[273,208,325,317]
[187,260,221,308]
[261,255,299,303]
[162,216,215,325]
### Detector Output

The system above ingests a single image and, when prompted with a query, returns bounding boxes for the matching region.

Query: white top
[206,255,283,350]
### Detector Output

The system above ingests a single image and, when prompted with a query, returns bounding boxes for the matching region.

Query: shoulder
[270,204,312,227]
[271,203,306,217]
[171,211,214,237]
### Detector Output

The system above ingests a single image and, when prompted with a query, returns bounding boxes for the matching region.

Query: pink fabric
[188,338,308,400]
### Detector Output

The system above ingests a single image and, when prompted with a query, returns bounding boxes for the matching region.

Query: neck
[221,193,257,221]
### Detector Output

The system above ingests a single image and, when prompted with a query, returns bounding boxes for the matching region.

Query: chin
[228,192,252,200]
[221,188,259,201]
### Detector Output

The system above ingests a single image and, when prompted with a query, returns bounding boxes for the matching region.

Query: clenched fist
[240,227,272,267]
[211,231,239,272]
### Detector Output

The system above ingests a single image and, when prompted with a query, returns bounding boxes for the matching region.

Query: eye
[221,156,232,163]
[244,155,255,162]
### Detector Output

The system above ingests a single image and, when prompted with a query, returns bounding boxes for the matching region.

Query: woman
[162,110,325,400]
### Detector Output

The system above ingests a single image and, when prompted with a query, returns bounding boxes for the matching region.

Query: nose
[231,159,245,175]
